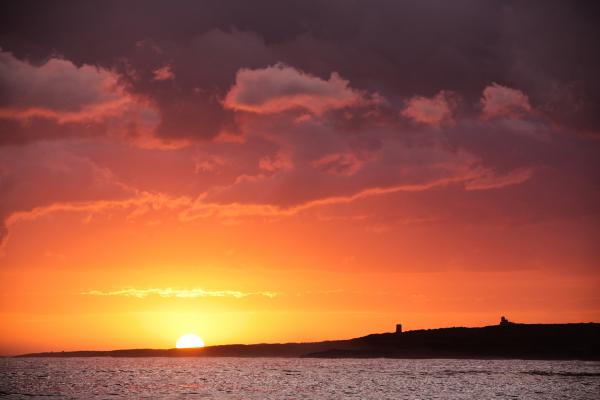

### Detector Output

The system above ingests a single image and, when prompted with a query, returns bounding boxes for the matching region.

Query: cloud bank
[81,288,278,299]
[0,0,598,267]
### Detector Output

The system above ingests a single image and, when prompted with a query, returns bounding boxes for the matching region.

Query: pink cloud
[1,161,472,250]
[223,64,378,115]
[0,141,135,248]
[0,51,159,143]
[401,91,456,127]
[179,172,476,223]
[312,152,364,176]
[481,83,532,119]
[194,155,227,173]
[152,65,174,81]
[0,51,118,110]
[259,152,293,173]
[0,51,579,256]
[0,97,139,124]
[465,168,534,190]
[2,190,193,250]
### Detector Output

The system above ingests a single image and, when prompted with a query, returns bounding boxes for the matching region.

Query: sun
[176,333,205,349]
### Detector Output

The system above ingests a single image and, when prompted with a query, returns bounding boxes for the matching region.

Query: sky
[0,0,599,355]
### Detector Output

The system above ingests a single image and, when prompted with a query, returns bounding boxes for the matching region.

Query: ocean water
[1,358,599,399]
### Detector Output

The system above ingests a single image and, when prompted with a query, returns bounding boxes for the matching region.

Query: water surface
[1,358,599,399]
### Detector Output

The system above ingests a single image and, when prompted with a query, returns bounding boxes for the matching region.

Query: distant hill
[16,323,600,360]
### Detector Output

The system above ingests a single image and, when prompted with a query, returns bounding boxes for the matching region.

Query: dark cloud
[2,0,599,140]
[0,0,599,249]
[0,51,159,145]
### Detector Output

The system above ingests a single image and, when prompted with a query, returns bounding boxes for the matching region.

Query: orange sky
[1,189,598,355]
[1,2,600,356]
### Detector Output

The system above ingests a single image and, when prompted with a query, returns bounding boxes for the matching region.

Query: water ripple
[1,358,599,399]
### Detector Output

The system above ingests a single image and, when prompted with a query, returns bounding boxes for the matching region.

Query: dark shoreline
[13,322,600,360]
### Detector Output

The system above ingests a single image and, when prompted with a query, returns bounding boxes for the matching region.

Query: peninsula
[16,320,600,360]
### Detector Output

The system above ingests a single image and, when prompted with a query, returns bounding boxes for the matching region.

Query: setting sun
[176,334,205,349]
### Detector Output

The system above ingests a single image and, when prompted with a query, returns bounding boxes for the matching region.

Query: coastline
[14,322,600,361]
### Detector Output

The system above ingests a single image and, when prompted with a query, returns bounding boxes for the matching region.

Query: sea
[1,358,599,399]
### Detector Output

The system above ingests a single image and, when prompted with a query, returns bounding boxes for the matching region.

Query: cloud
[3,1,598,135]
[481,83,532,119]
[223,64,377,115]
[0,1,598,266]
[0,141,135,247]
[152,65,174,81]
[4,2,596,139]
[194,155,227,173]
[1,160,476,247]
[81,287,278,299]
[0,51,159,145]
[465,168,535,190]
[5,191,190,228]
[0,51,117,110]
[115,29,275,142]
[178,171,479,222]
[258,152,293,172]
[312,152,364,176]
[402,91,456,127]
[2,74,593,251]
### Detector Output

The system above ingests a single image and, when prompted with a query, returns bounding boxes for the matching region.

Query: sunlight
[176,334,205,349]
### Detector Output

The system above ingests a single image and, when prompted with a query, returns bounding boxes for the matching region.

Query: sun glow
[176,334,205,349]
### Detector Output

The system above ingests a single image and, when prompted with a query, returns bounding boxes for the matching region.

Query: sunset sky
[1,1,599,355]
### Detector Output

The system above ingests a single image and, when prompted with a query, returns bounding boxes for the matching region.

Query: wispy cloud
[465,168,534,191]
[81,287,279,299]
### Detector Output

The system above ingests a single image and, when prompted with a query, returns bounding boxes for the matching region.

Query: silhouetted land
[16,323,600,360]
